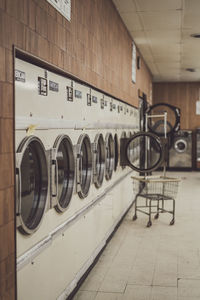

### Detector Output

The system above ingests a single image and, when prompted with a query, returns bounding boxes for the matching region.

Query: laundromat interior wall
[0,0,152,298]
[153,82,200,130]
[153,82,200,167]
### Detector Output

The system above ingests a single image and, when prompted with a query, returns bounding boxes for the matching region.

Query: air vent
[185,68,196,72]
[191,34,200,38]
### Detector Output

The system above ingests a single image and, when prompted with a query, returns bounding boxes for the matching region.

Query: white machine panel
[15,58,139,300]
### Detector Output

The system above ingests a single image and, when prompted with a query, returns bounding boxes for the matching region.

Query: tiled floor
[74,172,200,300]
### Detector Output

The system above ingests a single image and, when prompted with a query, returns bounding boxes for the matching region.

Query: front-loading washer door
[93,134,105,188]
[114,134,119,171]
[147,103,180,136]
[16,136,48,235]
[121,132,164,173]
[105,133,115,180]
[77,134,92,198]
[174,139,187,153]
[52,135,75,213]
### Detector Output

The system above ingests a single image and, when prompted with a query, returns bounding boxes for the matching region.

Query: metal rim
[53,135,75,213]
[105,133,115,180]
[77,134,92,198]
[121,132,127,169]
[114,134,119,171]
[147,103,180,136]
[16,136,48,235]
[174,139,187,153]
[93,134,105,188]
[126,132,164,172]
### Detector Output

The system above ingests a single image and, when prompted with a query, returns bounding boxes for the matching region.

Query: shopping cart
[131,175,181,227]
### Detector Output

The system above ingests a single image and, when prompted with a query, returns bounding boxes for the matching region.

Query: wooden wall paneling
[153,82,200,169]
[0,0,153,298]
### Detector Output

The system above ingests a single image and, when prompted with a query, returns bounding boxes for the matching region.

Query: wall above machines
[0,1,153,297]
[15,57,140,299]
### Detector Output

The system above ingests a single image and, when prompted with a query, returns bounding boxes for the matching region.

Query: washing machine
[169,130,192,169]
[15,56,141,300]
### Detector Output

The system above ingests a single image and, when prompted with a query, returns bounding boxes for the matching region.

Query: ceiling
[113,0,200,82]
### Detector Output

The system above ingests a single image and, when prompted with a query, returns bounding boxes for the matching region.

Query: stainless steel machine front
[169,130,192,169]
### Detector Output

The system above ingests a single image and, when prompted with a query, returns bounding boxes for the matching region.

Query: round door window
[121,132,127,169]
[175,139,187,153]
[53,136,75,212]
[126,132,164,172]
[114,134,119,171]
[94,134,105,188]
[105,133,114,180]
[147,103,180,136]
[16,136,48,235]
[77,135,92,198]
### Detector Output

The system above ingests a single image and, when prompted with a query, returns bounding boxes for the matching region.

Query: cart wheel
[147,221,152,227]
[154,213,159,219]
[132,215,137,221]
[170,219,175,226]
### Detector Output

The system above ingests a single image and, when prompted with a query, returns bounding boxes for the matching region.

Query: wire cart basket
[131,175,181,227]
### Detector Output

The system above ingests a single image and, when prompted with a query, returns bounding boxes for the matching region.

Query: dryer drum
[114,134,119,171]
[16,136,48,235]
[151,120,174,152]
[147,103,180,136]
[125,132,164,173]
[174,139,187,153]
[94,134,105,188]
[77,134,92,198]
[53,135,75,213]
[105,133,115,180]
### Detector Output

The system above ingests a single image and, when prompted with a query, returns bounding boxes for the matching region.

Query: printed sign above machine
[46,0,71,21]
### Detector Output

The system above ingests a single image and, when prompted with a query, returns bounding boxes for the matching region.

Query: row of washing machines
[16,130,139,235]
[15,58,140,300]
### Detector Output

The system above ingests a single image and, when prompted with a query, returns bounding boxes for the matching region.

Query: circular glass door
[126,132,164,172]
[94,134,105,188]
[147,103,180,136]
[175,139,187,153]
[53,135,75,213]
[121,132,127,169]
[114,134,119,171]
[77,135,92,198]
[16,136,48,235]
[105,133,114,180]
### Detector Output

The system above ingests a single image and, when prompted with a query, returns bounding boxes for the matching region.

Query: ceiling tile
[121,12,143,31]
[137,44,154,58]
[156,62,180,73]
[153,55,180,63]
[146,61,160,74]
[184,0,200,12]
[150,43,180,56]
[135,0,182,12]
[146,30,181,44]
[112,0,200,81]
[180,73,200,81]
[113,0,136,13]
[130,30,148,45]
[139,11,181,30]
[183,13,200,30]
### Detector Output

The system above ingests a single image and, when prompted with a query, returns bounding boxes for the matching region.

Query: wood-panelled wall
[153,82,200,130]
[0,0,152,298]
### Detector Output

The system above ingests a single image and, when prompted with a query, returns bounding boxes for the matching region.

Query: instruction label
[46,0,71,21]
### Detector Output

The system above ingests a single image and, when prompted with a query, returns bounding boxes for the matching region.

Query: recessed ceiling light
[185,68,196,72]
[191,34,200,38]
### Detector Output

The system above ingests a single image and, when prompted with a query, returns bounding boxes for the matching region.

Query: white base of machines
[15,58,139,300]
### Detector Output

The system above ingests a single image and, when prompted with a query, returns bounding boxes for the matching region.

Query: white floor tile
[73,291,97,300]
[75,172,200,300]
[95,292,123,300]
[178,279,200,298]
[123,285,151,300]
[151,286,177,300]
